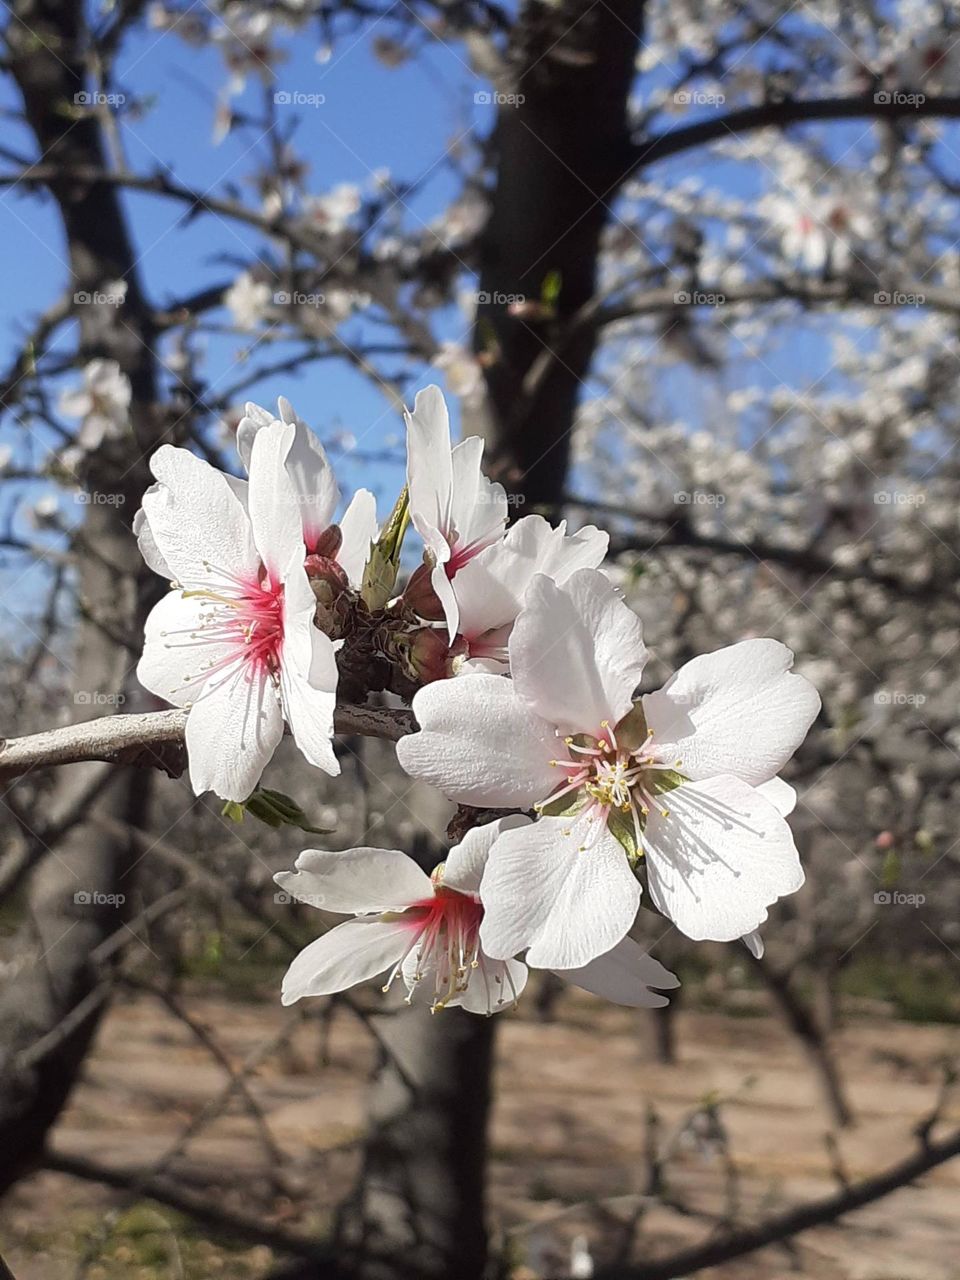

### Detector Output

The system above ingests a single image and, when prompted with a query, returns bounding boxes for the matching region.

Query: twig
[0,704,417,782]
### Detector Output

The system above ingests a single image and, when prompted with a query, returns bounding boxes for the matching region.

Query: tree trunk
[0,0,162,1192]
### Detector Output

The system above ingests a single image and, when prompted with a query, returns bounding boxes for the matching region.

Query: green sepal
[648,768,687,796]
[538,786,587,819]
[607,806,643,865]
[614,701,649,751]
[541,269,562,309]
[221,788,333,835]
[361,485,410,611]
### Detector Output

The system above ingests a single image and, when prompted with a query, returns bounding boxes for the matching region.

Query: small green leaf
[880,847,901,889]
[222,789,333,835]
[541,269,562,308]
[361,485,410,610]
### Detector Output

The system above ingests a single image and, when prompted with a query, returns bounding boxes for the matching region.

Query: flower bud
[310,524,343,559]
[402,561,445,621]
[404,627,468,684]
[304,553,348,605]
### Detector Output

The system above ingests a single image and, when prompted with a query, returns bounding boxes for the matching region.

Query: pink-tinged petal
[337,488,378,587]
[430,560,460,640]
[247,420,306,579]
[641,639,820,786]
[278,406,340,548]
[280,918,411,1004]
[185,664,284,800]
[399,674,557,808]
[448,435,507,553]
[406,385,453,541]
[479,812,641,969]
[456,957,528,1015]
[755,776,797,816]
[442,815,533,896]
[554,935,680,1008]
[275,847,431,914]
[143,446,258,587]
[642,774,804,942]
[509,569,647,735]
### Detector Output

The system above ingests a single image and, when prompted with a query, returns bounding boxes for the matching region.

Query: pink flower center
[382,882,519,1013]
[164,561,286,701]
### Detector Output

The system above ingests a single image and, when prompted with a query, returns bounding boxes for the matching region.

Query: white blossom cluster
[134,388,819,1016]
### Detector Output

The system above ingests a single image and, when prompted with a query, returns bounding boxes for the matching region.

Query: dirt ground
[2,989,959,1279]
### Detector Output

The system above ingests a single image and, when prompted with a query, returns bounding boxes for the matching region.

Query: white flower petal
[279,565,340,776]
[143,446,258,586]
[236,401,274,471]
[442,815,533,896]
[755,776,797,817]
[742,929,764,958]
[133,500,172,579]
[479,812,642,969]
[555,935,680,1008]
[399,674,557,807]
[337,488,378,587]
[247,420,305,579]
[185,664,284,800]
[643,774,804,942]
[448,434,507,552]
[509,569,647,734]
[642,639,820,787]
[281,918,410,1004]
[275,846,431,914]
[405,385,453,545]
[137,590,234,708]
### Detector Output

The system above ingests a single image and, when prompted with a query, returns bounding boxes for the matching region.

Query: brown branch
[0,704,416,783]
[633,92,960,170]
[594,1122,960,1279]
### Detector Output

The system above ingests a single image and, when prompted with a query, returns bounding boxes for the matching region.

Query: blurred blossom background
[1,0,960,1277]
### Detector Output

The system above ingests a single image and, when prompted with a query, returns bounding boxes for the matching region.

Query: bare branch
[0,704,416,783]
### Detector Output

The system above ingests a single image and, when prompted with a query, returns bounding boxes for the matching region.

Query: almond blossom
[136,421,341,801]
[275,817,679,1013]
[405,385,508,638]
[57,358,131,451]
[397,567,820,969]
